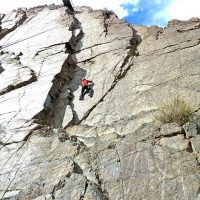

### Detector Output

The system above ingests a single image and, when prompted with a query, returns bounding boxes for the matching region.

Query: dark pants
[62,0,74,12]
[80,85,94,100]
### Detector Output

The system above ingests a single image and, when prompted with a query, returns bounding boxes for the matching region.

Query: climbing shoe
[79,97,84,101]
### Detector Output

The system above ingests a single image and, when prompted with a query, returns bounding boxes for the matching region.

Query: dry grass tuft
[155,95,193,125]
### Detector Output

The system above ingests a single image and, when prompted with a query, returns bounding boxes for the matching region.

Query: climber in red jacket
[79,79,94,100]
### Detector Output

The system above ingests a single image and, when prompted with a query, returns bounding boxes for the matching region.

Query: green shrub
[155,95,193,125]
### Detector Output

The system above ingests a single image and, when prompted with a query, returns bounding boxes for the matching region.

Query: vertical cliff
[0,4,199,200]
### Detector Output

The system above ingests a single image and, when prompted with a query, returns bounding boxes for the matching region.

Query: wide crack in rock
[0,6,83,144]
[53,8,140,128]
[35,18,84,127]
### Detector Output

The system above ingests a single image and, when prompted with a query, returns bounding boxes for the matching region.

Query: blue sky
[1,0,200,27]
[123,0,171,26]
[122,0,200,26]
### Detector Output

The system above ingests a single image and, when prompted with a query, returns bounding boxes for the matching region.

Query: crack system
[1,7,200,200]
[77,54,135,125]
[153,124,200,164]
[62,13,141,127]
[7,7,142,130]
[0,69,37,96]
[0,9,27,41]
[60,15,140,127]
[33,18,83,127]
[73,160,109,200]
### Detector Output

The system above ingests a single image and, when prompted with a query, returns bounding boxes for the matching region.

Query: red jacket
[80,79,92,86]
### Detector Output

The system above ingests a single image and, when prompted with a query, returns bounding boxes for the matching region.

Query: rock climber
[62,0,74,12]
[79,78,94,100]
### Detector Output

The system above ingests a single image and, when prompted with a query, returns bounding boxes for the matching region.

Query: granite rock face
[0,4,200,200]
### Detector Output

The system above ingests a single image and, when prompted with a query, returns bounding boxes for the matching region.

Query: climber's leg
[79,86,87,100]
[62,0,74,12]
[88,87,94,97]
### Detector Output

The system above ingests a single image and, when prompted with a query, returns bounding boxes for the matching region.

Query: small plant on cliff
[155,95,194,125]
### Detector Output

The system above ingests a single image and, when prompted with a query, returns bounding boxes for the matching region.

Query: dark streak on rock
[0,10,27,41]
[0,69,38,96]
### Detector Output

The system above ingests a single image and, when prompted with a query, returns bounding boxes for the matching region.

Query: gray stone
[159,135,190,151]
[160,123,183,136]
[0,190,20,199]
[0,132,86,199]
[188,17,200,22]
[191,135,200,153]
[0,5,200,200]
[183,122,200,138]
[0,7,79,143]
[87,137,200,200]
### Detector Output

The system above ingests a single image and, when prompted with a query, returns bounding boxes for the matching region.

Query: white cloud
[0,0,140,18]
[166,0,200,20]
[74,0,140,17]
[154,0,200,25]
[1,0,200,26]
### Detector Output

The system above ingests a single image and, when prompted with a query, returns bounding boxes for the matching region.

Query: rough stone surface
[159,123,183,136]
[0,4,200,200]
[191,135,200,153]
[159,134,190,151]
[0,6,79,143]
[183,122,200,138]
